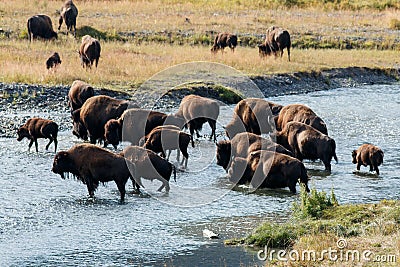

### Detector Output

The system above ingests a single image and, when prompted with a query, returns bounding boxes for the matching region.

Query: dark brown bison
[352,144,384,175]
[104,108,181,149]
[211,33,238,54]
[264,26,291,61]
[52,144,140,203]
[46,52,62,70]
[225,98,282,139]
[67,80,94,111]
[27,14,58,42]
[257,43,272,58]
[79,35,101,69]
[216,132,293,171]
[227,150,309,193]
[17,118,58,152]
[275,121,338,172]
[72,95,131,144]
[175,95,220,143]
[121,146,176,192]
[58,0,78,37]
[144,127,193,169]
[276,104,328,135]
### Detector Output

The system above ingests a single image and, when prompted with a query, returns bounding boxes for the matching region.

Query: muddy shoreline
[0,66,398,138]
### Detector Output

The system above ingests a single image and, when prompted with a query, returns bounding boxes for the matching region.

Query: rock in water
[203,229,219,239]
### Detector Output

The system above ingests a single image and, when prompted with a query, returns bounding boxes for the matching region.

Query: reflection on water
[0,84,399,266]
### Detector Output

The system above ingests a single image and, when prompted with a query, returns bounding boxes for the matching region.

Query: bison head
[52,151,74,179]
[72,121,88,141]
[216,140,232,171]
[104,119,120,149]
[352,150,358,164]
[16,127,30,141]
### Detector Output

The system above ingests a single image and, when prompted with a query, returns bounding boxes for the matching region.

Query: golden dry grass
[0,0,399,90]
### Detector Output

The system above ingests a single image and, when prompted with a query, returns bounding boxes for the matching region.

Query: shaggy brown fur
[79,35,101,69]
[52,144,140,203]
[46,52,62,70]
[264,26,291,61]
[67,80,94,111]
[58,0,78,37]
[352,144,384,175]
[211,32,238,54]
[27,14,57,42]
[17,117,58,152]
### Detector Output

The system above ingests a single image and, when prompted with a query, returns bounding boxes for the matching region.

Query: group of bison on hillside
[28,0,290,72]
[17,79,384,202]
[18,1,383,202]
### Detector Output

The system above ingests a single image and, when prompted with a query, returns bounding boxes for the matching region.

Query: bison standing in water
[67,80,95,111]
[52,144,141,203]
[264,26,291,61]
[225,98,282,139]
[58,0,78,37]
[27,14,58,42]
[211,33,238,54]
[79,35,101,69]
[227,150,309,193]
[17,118,58,152]
[275,121,338,172]
[72,95,130,144]
[352,144,384,175]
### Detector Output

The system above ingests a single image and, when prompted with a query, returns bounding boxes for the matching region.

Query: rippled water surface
[0,84,399,266]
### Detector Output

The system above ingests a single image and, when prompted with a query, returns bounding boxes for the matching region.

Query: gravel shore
[1,67,398,138]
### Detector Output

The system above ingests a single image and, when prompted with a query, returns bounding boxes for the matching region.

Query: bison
[257,43,272,58]
[275,121,338,172]
[46,52,62,70]
[216,132,293,171]
[52,144,141,203]
[225,98,282,139]
[58,0,78,37]
[71,95,131,144]
[276,103,328,135]
[144,127,193,169]
[121,146,176,192]
[27,14,58,42]
[211,33,238,54]
[352,144,384,175]
[264,26,291,61]
[68,80,94,111]
[175,95,220,143]
[17,117,58,152]
[79,35,101,69]
[104,108,182,149]
[227,150,309,193]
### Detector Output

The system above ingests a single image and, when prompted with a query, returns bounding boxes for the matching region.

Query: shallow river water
[0,84,399,266]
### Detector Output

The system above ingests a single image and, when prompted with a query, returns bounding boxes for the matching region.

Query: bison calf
[46,52,62,70]
[211,32,238,54]
[17,118,58,152]
[352,144,384,175]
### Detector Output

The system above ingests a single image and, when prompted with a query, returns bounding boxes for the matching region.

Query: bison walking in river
[17,118,58,152]
[352,144,384,175]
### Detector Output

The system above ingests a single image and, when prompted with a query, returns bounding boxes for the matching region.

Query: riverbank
[0,66,398,137]
[226,188,400,266]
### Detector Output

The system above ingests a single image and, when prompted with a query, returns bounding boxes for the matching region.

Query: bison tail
[330,139,338,163]
[300,164,310,192]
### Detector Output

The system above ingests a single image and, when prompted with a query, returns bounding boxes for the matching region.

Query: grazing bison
[68,80,94,111]
[104,108,181,149]
[257,43,272,58]
[211,32,238,54]
[275,121,338,172]
[17,118,58,152]
[264,26,291,61]
[79,35,101,69]
[144,127,193,169]
[225,98,282,139]
[352,144,384,175]
[72,95,131,144]
[276,103,328,135]
[52,144,140,203]
[27,14,58,42]
[227,150,309,193]
[58,0,78,37]
[46,52,62,70]
[175,95,220,143]
[216,132,293,171]
[121,146,176,192]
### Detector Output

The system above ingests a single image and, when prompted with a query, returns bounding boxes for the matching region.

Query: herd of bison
[17,1,384,202]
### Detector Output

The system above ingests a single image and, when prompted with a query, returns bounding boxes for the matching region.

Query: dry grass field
[0,0,399,89]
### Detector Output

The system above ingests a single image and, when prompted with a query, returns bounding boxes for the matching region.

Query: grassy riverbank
[0,0,399,90]
[226,187,400,266]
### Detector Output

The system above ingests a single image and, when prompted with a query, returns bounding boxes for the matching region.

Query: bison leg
[115,180,126,203]
[28,139,34,151]
[180,146,189,169]
[156,177,170,192]
[374,165,380,175]
[356,162,361,171]
[45,137,54,151]
[166,150,172,160]
[34,138,39,153]
[85,176,95,199]
[58,16,63,30]
[207,119,217,142]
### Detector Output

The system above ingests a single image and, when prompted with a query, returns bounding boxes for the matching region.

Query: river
[0,84,399,266]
